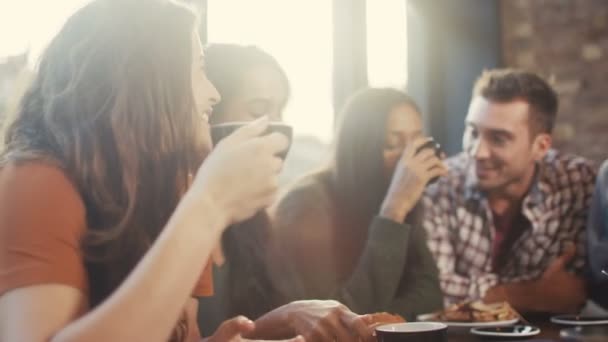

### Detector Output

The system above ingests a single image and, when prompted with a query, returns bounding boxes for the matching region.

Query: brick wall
[501,0,608,163]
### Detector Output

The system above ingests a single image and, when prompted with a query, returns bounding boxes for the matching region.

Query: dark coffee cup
[415,138,442,158]
[376,322,448,342]
[210,122,293,160]
[415,138,443,185]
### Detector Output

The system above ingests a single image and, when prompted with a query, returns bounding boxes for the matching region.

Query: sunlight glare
[208,0,334,142]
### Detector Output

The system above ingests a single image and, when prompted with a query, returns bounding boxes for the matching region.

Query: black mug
[376,322,448,342]
[210,122,293,160]
[415,138,443,185]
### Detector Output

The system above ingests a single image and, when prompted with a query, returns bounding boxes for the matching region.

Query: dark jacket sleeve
[334,216,443,320]
[588,161,608,308]
[386,222,444,319]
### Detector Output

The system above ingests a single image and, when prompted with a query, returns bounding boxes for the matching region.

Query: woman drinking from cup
[270,87,447,320]
[0,1,294,341]
[198,44,376,341]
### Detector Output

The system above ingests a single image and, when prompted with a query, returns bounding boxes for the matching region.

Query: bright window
[366,0,408,89]
[0,0,88,64]
[1,1,408,142]
[207,0,334,143]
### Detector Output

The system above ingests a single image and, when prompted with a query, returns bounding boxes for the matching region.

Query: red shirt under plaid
[422,149,596,306]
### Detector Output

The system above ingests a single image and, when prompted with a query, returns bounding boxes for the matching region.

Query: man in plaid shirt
[423,69,596,313]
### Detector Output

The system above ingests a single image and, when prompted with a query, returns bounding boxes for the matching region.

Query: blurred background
[1,0,607,181]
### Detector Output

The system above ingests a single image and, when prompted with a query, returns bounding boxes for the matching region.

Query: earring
[188,172,194,186]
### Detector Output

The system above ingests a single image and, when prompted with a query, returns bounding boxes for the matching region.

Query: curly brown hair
[1,0,204,310]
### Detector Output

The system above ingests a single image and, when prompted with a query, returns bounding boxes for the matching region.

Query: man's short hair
[473,69,558,134]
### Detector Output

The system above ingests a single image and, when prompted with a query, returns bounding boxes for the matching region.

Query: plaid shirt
[422,149,596,306]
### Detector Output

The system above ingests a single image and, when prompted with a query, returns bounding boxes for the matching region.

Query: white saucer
[470,325,540,338]
[551,315,608,326]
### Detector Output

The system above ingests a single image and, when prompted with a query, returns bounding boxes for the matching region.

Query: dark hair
[204,43,289,122]
[1,0,202,308]
[473,68,558,134]
[203,43,287,318]
[331,87,422,234]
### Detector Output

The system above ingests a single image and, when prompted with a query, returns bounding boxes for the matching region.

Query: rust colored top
[0,161,213,300]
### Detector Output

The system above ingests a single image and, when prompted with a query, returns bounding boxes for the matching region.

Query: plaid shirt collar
[462,154,551,224]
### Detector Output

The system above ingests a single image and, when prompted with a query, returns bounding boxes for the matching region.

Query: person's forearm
[379,198,413,223]
[388,229,444,320]
[333,218,411,314]
[389,289,443,321]
[52,194,227,342]
[388,273,443,320]
[484,282,541,313]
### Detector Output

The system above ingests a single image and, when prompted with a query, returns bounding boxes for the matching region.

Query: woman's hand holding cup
[186,116,289,227]
[380,137,447,223]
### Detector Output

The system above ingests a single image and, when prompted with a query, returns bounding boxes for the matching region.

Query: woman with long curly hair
[0,1,293,341]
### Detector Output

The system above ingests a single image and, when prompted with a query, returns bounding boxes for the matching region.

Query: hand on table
[204,316,304,342]
[283,300,374,342]
[533,242,586,313]
[484,242,586,313]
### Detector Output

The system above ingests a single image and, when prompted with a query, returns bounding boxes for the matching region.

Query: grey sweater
[269,173,444,320]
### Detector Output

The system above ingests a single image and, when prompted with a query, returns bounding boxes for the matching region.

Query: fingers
[252,192,279,211]
[403,136,434,159]
[424,165,448,181]
[252,171,280,199]
[562,241,577,261]
[258,132,290,156]
[300,307,354,342]
[325,309,353,341]
[420,156,447,177]
[235,133,288,165]
[424,160,448,174]
[413,154,447,184]
[553,241,577,272]
[323,306,375,342]
[413,148,436,163]
[341,314,374,342]
[250,138,286,177]
[269,156,284,173]
[211,243,225,266]
[556,241,577,267]
[224,116,270,142]
[235,190,279,222]
[212,316,255,341]
[319,321,351,341]
[304,325,333,342]
[544,241,577,276]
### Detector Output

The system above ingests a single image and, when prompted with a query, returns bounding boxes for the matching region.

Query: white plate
[470,325,540,338]
[551,315,608,326]
[416,313,518,328]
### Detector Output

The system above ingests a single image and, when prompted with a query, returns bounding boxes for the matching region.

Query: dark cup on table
[210,122,293,160]
[376,322,448,342]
